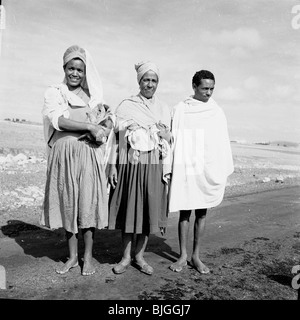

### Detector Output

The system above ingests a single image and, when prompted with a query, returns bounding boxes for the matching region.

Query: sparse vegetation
[0,120,300,300]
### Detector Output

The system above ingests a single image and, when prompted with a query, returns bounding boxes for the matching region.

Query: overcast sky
[0,0,299,143]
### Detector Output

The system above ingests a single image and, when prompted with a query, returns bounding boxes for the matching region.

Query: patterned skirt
[40,135,108,233]
[108,147,168,234]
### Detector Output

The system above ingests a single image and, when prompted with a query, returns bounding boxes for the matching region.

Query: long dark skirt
[108,148,168,234]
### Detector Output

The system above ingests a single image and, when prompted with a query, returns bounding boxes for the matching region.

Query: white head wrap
[135,61,160,84]
[63,45,86,66]
[63,45,104,108]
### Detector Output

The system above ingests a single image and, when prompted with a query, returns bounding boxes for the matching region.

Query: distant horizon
[0,0,299,144]
[1,118,299,146]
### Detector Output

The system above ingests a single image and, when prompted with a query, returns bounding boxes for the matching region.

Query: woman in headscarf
[41,45,112,276]
[107,61,172,275]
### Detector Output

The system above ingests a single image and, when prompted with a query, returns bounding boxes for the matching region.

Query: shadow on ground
[0,221,299,300]
[0,220,179,266]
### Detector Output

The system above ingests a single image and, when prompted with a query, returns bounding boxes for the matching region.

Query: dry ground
[0,121,300,301]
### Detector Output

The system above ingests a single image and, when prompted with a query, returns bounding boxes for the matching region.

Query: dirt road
[0,186,299,301]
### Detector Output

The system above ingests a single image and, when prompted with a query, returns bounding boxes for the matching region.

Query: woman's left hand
[158,128,173,143]
[95,127,108,143]
[157,121,172,143]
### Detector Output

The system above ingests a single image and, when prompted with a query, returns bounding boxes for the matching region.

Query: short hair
[192,70,215,86]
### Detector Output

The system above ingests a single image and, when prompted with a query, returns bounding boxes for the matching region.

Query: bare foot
[190,258,210,274]
[169,258,187,272]
[56,258,79,275]
[82,258,96,276]
[132,258,153,275]
[113,258,131,274]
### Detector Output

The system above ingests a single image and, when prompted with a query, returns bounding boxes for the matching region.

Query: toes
[82,266,96,276]
[55,261,78,274]
[113,260,131,274]
[169,261,187,272]
[82,270,95,276]
[169,265,182,272]
[190,260,210,274]
[201,267,210,274]
[82,261,96,276]
[132,260,154,275]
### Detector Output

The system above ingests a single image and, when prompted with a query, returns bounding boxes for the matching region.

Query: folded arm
[57,116,104,140]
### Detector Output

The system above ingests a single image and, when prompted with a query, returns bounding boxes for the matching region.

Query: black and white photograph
[0,0,299,305]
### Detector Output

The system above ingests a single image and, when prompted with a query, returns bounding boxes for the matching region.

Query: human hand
[156,121,167,131]
[158,128,172,143]
[108,164,118,189]
[95,128,108,143]
[99,117,113,130]
[78,124,105,145]
[78,132,94,141]
[88,123,100,138]
[89,124,108,142]
[156,121,172,142]
[127,122,140,131]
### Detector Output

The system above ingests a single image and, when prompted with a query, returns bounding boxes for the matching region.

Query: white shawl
[42,46,104,155]
[168,97,234,212]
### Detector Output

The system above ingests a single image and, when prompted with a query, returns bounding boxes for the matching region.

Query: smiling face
[193,78,215,103]
[64,58,85,90]
[139,70,158,99]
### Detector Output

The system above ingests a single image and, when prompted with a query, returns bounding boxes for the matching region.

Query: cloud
[219,28,263,49]
[159,81,186,95]
[272,85,294,99]
[230,46,250,59]
[200,27,263,52]
[0,0,299,143]
[243,76,260,90]
[217,86,244,101]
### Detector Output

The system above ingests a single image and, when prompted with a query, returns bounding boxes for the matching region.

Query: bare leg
[190,209,210,274]
[133,233,153,275]
[82,227,96,276]
[56,230,79,274]
[170,210,191,272]
[113,232,133,274]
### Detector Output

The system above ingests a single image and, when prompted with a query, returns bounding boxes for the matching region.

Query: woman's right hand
[78,124,104,143]
[89,124,104,139]
[108,164,118,189]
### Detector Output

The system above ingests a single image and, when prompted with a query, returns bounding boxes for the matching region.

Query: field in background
[229,142,300,186]
[0,121,300,301]
[0,121,45,157]
[0,119,300,211]
[1,119,300,156]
